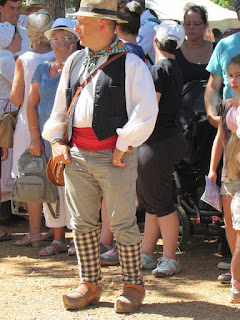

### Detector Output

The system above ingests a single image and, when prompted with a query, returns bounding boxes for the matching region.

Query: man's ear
[99,19,107,31]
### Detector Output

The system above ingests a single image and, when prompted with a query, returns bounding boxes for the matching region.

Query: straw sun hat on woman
[20,0,54,16]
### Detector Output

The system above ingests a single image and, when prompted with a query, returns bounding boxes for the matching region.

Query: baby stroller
[174,80,229,255]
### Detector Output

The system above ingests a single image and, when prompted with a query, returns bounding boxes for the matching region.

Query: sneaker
[100,242,112,254]
[152,255,180,278]
[229,287,240,303]
[142,252,157,270]
[217,261,231,270]
[100,244,119,265]
[217,270,231,284]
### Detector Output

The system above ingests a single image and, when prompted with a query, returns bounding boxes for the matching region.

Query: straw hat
[20,0,54,16]
[68,0,128,23]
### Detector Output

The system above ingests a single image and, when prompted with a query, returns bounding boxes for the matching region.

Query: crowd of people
[1,0,240,314]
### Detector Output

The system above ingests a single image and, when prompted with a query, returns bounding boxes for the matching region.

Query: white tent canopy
[146,0,239,29]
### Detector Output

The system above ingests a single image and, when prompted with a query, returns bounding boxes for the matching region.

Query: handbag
[47,52,128,186]
[12,149,59,218]
[0,99,19,149]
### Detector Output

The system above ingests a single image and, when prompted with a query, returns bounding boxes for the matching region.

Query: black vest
[66,50,128,142]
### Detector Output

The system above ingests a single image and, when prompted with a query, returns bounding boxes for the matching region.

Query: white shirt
[42,51,158,152]
[137,10,159,67]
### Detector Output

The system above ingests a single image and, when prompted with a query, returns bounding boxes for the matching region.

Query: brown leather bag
[0,99,19,149]
[47,52,127,186]
[46,157,65,186]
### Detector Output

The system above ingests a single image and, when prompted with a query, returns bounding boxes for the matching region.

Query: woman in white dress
[0,22,22,224]
[10,9,55,247]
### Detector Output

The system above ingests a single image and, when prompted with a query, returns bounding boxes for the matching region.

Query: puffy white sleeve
[116,53,158,152]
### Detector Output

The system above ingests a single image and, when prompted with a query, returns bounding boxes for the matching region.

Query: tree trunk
[75,0,81,11]
[65,0,71,8]
[45,0,65,19]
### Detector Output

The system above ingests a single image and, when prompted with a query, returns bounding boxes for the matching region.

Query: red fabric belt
[71,127,118,151]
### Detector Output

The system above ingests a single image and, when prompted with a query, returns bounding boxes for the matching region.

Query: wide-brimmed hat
[68,0,128,23]
[44,18,79,40]
[155,20,185,50]
[20,0,54,16]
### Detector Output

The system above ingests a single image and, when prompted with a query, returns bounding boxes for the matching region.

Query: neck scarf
[80,34,128,76]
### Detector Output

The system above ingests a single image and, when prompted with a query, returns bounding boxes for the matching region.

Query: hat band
[53,25,69,28]
[79,7,116,16]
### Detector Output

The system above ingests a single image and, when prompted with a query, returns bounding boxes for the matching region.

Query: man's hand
[112,147,126,167]
[52,141,71,164]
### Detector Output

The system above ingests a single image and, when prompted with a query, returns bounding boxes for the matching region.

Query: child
[210,53,240,303]
[224,54,240,303]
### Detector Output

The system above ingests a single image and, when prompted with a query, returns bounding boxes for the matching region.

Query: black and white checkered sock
[117,241,143,285]
[73,229,101,284]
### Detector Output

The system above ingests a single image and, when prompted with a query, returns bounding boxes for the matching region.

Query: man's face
[0,0,22,26]
[75,16,103,52]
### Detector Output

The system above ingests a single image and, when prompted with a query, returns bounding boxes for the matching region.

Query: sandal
[39,240,67,257]
[15,233,41,248]
[0,232,13,241]
[68,240,76,256]
[42,229,54,241]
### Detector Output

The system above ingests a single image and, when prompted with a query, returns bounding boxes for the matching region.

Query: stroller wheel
[175,204,191,251]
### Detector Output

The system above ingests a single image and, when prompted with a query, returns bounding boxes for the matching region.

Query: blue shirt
[32,59,60,157]
[206,32,240,99]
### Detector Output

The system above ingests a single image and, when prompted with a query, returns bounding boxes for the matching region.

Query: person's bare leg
[15,202,42,245]
[231,231,240,283]
[222,194,237,255]
[39,227,67,256]
[27,202,42,239]
[142,213,160,256]
[52,227,65,241]
[230,230,240,303]
[100,196,113,247]
[158,211,179,260]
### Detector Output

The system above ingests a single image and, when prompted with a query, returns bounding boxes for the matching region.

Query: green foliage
[211,0,236,9]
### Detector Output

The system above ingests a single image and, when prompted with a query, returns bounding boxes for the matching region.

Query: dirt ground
[0,215,240,320]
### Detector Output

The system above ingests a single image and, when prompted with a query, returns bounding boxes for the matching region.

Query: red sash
[71,127,117,151]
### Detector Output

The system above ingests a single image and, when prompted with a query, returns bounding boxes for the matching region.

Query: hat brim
[20,5,54,16]
[67,11,128,24]
[44,27,79,40]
